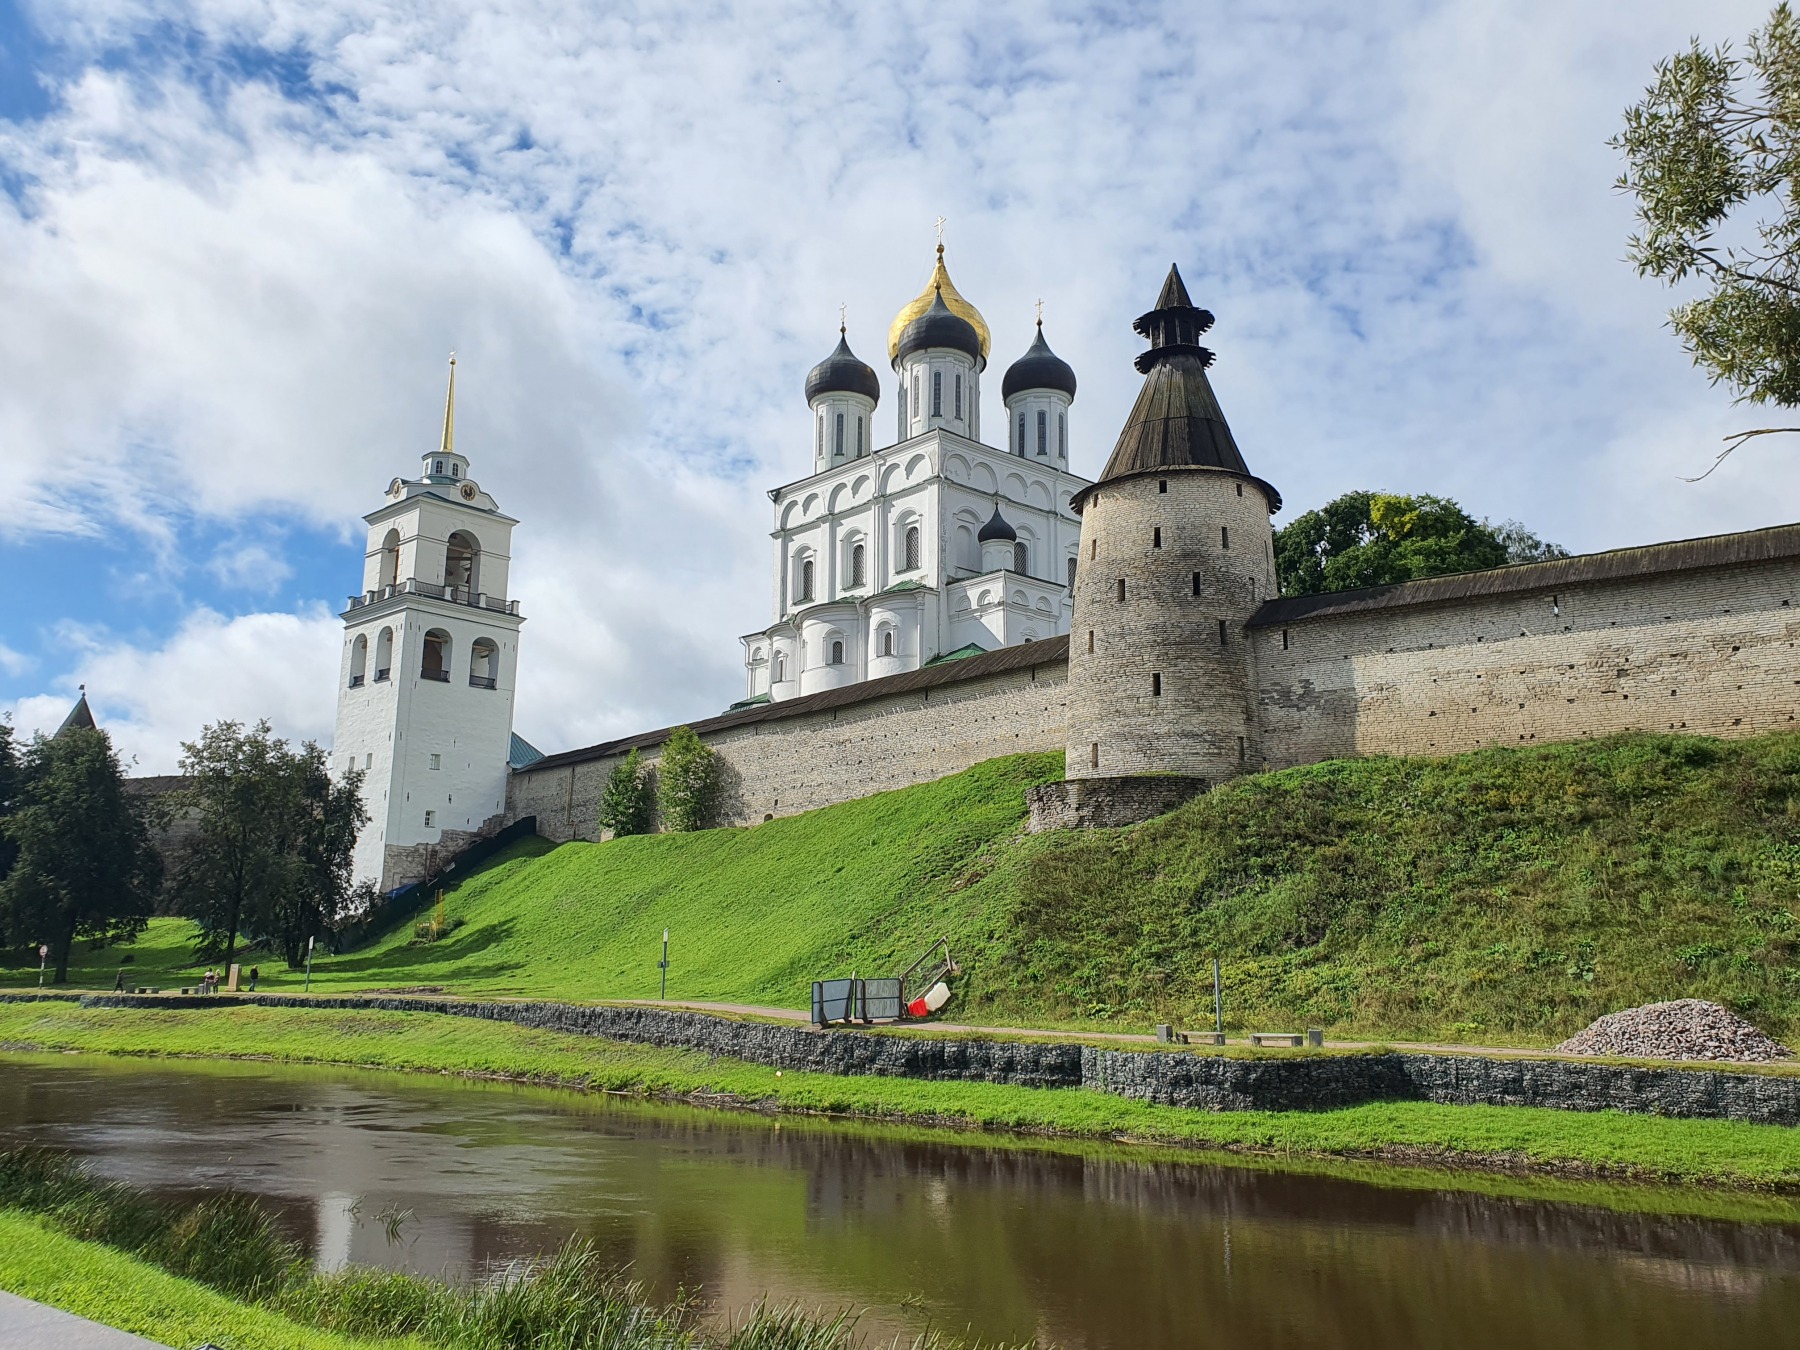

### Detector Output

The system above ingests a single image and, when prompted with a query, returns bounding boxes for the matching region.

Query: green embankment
[7,732,1800,1043]
[2,1002,1797,1195]
[0,1211,417,1350]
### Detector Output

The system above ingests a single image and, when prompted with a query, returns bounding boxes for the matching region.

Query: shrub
[657,727,718,833]
[599,747,654,838]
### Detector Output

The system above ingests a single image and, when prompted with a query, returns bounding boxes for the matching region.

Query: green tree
[1274,491,1555,597]
[656,727,718,833]
[270,743,367,968]
[0,719,19,935]
[1614,4,1800,468]
[0,726,161,983]
[599,747,654,837]
[171,721,301,969]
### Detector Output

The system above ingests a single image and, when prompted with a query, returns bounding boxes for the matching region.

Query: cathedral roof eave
[766,425,1091,503]
[362,490,519,529]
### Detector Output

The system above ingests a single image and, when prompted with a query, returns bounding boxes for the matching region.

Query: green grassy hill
[9,734,1800,1044]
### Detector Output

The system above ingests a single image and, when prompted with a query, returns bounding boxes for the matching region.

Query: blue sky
[0,0,1787,771]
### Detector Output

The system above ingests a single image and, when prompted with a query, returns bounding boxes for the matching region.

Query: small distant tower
[332,357,525,893]
[804,319,880,473]
[1063,265,1281,788]
[1000,310,1076,466]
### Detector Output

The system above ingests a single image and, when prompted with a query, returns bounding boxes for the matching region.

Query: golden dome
[887,244,990,364]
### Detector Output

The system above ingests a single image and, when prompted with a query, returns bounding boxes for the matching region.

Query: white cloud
[0,643,34,677]
[4,606,342,773]
[3,0,1798,764]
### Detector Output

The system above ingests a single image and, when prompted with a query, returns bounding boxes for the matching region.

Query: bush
[657,727,718,833]
[599,747,654,837]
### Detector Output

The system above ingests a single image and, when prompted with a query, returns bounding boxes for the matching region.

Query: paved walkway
[0,1290,170,1349]
[614,998,1604,1059]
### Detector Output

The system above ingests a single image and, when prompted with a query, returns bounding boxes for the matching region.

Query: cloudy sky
[0,0,1786,773]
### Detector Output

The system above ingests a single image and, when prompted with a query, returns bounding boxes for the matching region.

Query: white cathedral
[334,246,1090,890]
[737,244,1090,702]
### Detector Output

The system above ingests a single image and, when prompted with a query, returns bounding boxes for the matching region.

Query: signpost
[304,936,315,992]
[37,944,48,988]
[659,929,670,1000]
[1213,958,1223,1037]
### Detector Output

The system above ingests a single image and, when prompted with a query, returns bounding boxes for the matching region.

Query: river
[1,1054,1796,1348]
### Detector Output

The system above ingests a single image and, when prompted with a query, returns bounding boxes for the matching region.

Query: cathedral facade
[737,246,1090,704]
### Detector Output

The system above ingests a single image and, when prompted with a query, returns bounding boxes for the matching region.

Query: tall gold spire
[440,352,457,457]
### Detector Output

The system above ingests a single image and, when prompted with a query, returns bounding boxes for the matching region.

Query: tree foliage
[0,719,19,914]
[172,721,367,969]
[656,727,718,833]
[599,747,654,838]
[1615,4,1800,452]
[0,727,161,982]
[1273,491,1566,598]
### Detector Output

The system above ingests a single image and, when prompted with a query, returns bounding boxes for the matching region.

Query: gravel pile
[1555,999,1792,1063]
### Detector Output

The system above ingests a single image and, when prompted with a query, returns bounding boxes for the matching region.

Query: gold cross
[839,302,846,332]
[933,215,947,245]
[1035,298,1044,324]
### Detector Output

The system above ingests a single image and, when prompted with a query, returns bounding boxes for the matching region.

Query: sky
[0,0,1788,774]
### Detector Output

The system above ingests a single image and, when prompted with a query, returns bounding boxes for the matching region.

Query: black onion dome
[804,331,881,404]
[977,504,1017,543]
[896,286,983,368]
[1001,323,1077,401]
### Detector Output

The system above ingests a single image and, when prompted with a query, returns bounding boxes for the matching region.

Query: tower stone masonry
[1059,264,1281,803]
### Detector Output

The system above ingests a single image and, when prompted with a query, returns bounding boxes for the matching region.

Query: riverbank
[2,1001,1796,1197]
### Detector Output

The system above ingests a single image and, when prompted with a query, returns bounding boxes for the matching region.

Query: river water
[1,1054,1797,1349]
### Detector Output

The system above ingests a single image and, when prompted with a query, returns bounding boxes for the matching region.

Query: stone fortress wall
[506,521,1800,840]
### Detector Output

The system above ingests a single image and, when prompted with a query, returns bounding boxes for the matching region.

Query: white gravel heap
[1555,999,1793,1063]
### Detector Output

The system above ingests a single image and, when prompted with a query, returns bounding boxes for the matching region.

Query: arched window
[829,639,845,665]
[450,463,460,478]
[774,652,786,682]
[1014,541,1029,575]
[881,629,895,657]
[849,542,866,588]
[421,629,451,682]
[374,628,394,681]
[932,370,943,417]
[348,635,368,688]
[1017,413,1026,456]
[1037,409,1048,456]
[954,372,963,420]
[796,556,815,602]
[912,372,921,421]
[898,387,907,438]
[434,460,445,476]
[835,412,845,456]
[903,525,921,571]
[856,416,864,456]
[379,529,401,590]
[446,530,480,597]
[816,413,824,458]
[1059,412,1066,458]
[469,638,498,689]
[1067,556,1077,590]
[955,523,977,572]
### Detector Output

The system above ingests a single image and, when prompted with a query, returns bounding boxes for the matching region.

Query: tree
[1614,5,1800,470]
[656,727,718,833]
[0,719,18,942]
[1274,491,1559,598]
[0,726,161,983]
[270,743,367,968]
[171,721,300,969]
[599,747,654,837]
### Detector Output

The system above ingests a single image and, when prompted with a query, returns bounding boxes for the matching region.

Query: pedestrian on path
[248,966,259,992]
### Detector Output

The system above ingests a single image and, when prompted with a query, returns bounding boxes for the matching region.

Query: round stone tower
[1063,265,1282,787]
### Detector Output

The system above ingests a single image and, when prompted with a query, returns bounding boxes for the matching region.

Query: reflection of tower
[1064,266,1281,784]
[332,357,525,892]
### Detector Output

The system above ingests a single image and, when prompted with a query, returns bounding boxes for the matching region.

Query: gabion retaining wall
[59,993,1800,1126]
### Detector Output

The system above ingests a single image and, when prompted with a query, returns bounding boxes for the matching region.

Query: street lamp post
[659,929,669,1000]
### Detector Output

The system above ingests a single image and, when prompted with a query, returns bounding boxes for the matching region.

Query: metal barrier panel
[815,979,856,1024]
[861,978,903,1021]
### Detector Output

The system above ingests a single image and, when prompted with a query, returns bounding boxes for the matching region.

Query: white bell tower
[332,356,525,893]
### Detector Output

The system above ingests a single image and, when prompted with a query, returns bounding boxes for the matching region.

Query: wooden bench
[1250,1033,1304,1048]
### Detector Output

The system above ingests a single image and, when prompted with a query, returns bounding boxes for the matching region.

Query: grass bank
[2,1002,1796,1197]
[7,733,1800,1044]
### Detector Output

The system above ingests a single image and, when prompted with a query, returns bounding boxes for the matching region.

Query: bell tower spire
[440,352,457,456]
[422,352,470,484]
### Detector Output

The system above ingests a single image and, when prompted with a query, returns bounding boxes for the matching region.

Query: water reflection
[0,1056,1795,1349]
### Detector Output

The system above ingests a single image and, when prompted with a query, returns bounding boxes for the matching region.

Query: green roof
[922,643,988,667]
[727,693,772,711]
[879,579,932,594]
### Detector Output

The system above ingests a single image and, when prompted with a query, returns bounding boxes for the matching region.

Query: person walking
[113,967,126,993]
[248,965,259,993]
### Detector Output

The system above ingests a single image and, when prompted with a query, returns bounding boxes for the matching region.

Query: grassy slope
[2,1002,1797,1198]
[6,733,1800,1043]
[0,1211,418,1350]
